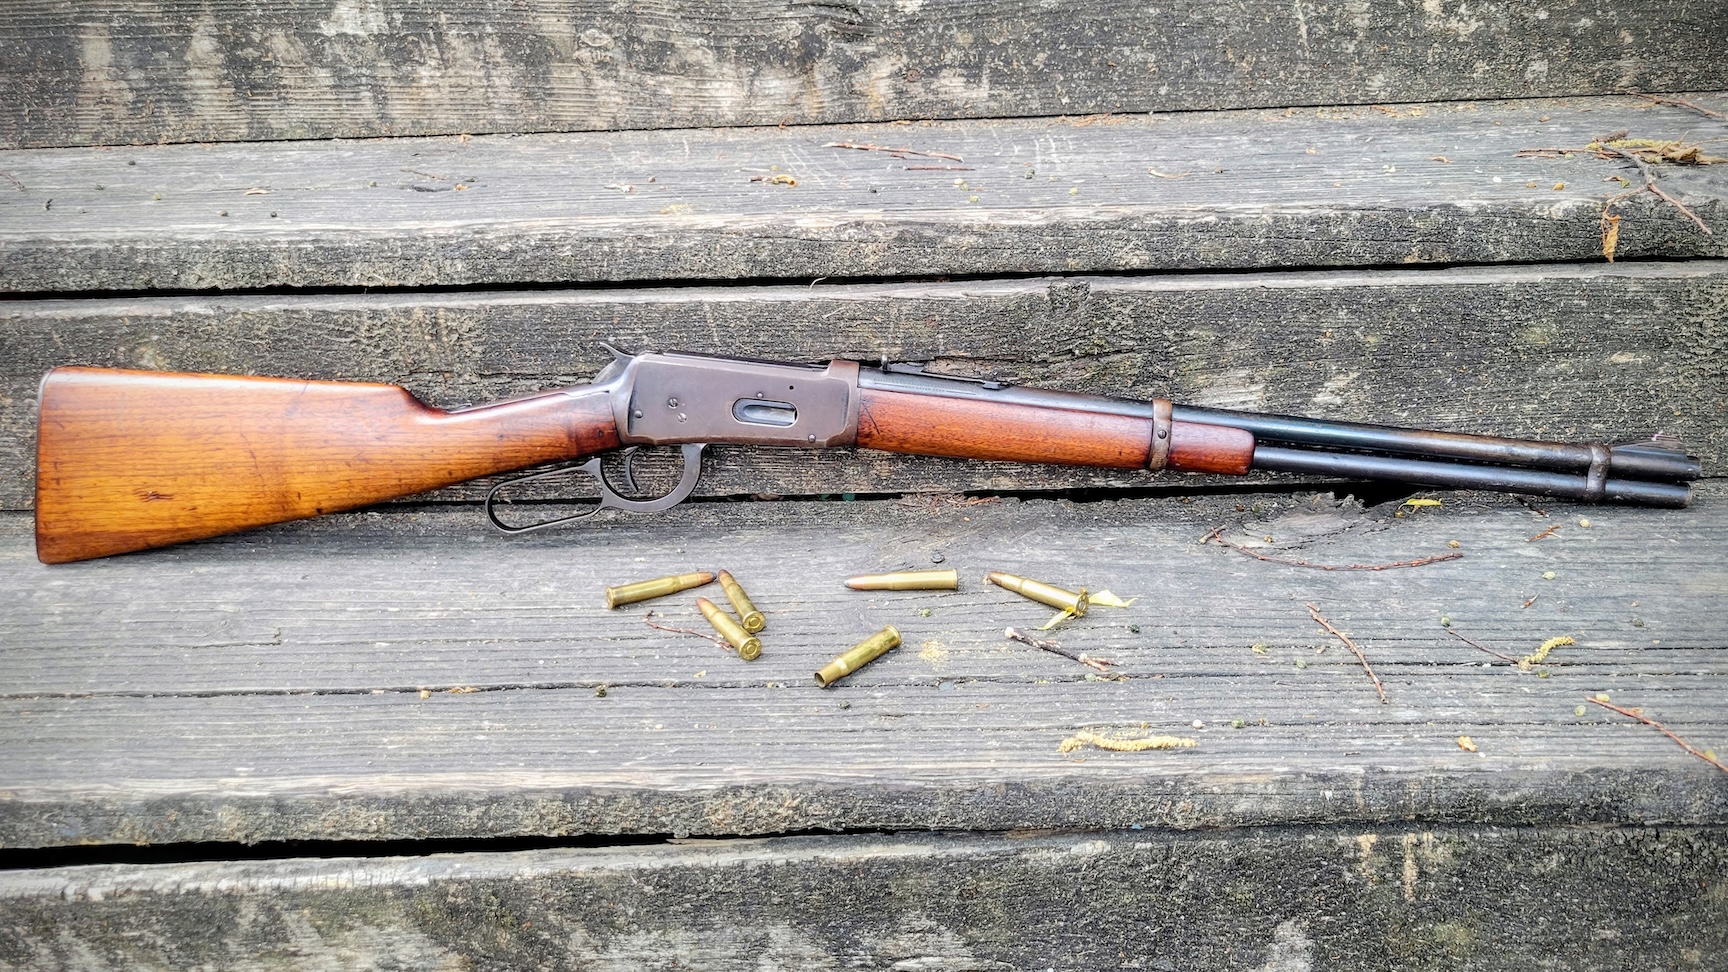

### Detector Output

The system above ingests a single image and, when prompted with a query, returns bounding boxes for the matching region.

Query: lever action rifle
[34,348,1699,564]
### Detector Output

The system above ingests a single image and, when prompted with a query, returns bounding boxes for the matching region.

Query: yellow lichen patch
[1518,635,1575,671]
[1058,730,1197,753]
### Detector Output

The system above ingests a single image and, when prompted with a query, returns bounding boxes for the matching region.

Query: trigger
[619,446,641,495]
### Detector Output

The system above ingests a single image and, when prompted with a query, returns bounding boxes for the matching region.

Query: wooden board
[1,827,1723,970]
[2,95,1726,293]
[2,486,1723,848]
[3,261,1723,511]
[4,0,1725,149]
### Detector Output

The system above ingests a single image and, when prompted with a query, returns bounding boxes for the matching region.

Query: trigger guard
[592,443,706,514]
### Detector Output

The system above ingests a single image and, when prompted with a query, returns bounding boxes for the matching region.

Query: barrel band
[1583,443,1611,501]
[1148,399,1174,471]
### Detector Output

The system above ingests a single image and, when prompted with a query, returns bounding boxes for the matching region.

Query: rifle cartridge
[844,569,960,591]
[696,597,762,660]
[815,625,902,687]
[716,570,766,632]
[987,572,1089,616]
[605,571,715,609]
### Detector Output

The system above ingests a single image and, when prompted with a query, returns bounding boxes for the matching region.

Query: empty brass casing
[605,571,714,609]
[844,569,960,591]
[987,571,1089,616]
[815,625,902,687]
[716,570,766,632]
[696,597,762,660]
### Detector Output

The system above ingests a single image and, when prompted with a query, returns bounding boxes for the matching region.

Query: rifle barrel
[1174,406,1699,482]
[1252,445,1692,508]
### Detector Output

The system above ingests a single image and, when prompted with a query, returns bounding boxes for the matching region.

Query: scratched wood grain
[1,828,1723,971]
[2,486,1723,848]
[2,95,1726,293]
[3,0,1724,148]
[3,260,1723,512]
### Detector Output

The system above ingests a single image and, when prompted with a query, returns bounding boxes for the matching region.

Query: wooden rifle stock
[34,368,621,564]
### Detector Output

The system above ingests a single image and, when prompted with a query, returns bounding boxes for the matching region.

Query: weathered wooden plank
[2,828,1724,971]
[4,0,1726,149]
[2,95,1725,292]
[2,261,1722,510]
[2,488,1723,847]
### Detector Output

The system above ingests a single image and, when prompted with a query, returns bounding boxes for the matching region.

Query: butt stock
[34,368,621,563]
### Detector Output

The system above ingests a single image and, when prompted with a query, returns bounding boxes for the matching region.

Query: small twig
[904,165,974,170]
[1629,92,1727,120]
[643,611,733,651]
[1647,182,1713,233]
[1005,627,1118,673]
[825,141,964,163]
[1307,604,1388,703]
[1443,627,1523,663]
[1526,524,1561,542]
[1521,595,1539,609]
[1203,528,1463,571]
[1597,144,1714,235]
[0,171,23,191]
[1586,697,1728,773]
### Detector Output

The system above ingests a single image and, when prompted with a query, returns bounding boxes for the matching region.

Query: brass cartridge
[987,571,1089,616]
[605,571,714,609]
[815,625,902,687]
[716,570,766,632]
[696,597,762,660]
[844,569,960,591]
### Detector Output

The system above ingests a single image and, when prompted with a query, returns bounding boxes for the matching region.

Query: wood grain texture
[34,367,620,562]
[2,95,1726,292]
[3,1,1726,149]
[3,261,1723,511]
[856,387,1152,467]
[1,827,1723,971]
[1,486,1723,848]
[1170,421,1257,475]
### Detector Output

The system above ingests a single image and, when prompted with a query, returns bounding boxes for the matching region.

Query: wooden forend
[855,387,1256,475]
[34,368,621,563]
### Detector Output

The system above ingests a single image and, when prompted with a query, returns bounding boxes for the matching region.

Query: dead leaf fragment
[1457,736,1479,753]
[1601,213,1622,262]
